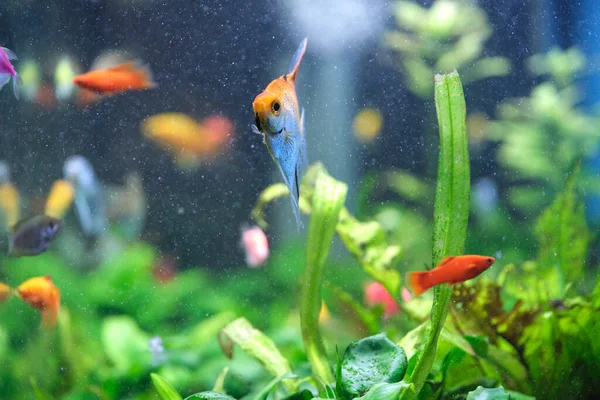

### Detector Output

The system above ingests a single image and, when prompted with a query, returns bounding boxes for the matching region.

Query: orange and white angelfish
[409,255,495,296]
[17,276,60,330]
[252,38,308,229]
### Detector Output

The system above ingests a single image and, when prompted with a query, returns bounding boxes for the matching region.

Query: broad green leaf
[400,71,471,400]
[185,392,237,400]
[340,333,407,398]
[219,317,295,391]
[535,166,590,294]
[466,386,509,400]
[301,170,347,385]
[151,373,184,400]
[353,382,415,400]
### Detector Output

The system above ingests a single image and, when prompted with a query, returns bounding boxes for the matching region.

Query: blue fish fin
[0,73,10,90]
[275,161,303,230]
[1,47,17,60]
[12,74,19,100]
[288,38,308,82]
[298,108,308,176]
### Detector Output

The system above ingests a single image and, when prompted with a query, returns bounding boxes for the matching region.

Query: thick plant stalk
[301,172,347,386]
[400,71,471,399]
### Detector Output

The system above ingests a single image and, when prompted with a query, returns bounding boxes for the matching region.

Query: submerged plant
[488,47,600,213]
[383,0,510,98]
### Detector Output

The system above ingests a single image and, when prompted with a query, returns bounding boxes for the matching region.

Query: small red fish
[16,276,60,330]
[73,61,156,94]
[409,255,495,296]
[364,282,400,319]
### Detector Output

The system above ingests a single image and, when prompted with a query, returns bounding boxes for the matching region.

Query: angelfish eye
[271,101,281,115]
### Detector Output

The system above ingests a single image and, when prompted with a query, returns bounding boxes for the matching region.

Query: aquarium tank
[1,0,600,399]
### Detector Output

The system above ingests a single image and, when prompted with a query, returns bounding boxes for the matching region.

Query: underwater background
[0,0,599,399]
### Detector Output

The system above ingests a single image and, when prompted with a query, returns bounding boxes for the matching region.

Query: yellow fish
[45,179,75,219]
[0,182,20,230]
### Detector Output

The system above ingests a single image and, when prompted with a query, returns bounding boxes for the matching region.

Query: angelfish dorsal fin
[288,38,308,83]
[438,256,456,267]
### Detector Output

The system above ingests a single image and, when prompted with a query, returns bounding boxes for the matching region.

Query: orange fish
[73,61,156,94]
[16,276,60,330]
[0,282,11,303]
[408,255,495,296]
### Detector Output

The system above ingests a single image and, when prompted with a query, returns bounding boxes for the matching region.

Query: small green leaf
[466,386,509,400]
[219,317,295,391]
[340,333,408,398]
[185,392,237,400]
[353,382,415,400]
[151,373,184,400]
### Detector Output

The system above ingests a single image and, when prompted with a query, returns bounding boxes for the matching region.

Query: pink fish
[240,226,269,268]
[0,47,20,99]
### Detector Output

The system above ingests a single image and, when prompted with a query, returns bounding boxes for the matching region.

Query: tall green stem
[300,173,347,386]
[400,71,471,399]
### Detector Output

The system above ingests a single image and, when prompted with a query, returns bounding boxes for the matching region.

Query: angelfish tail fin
[408,272,430,296]
[291,166,303,231]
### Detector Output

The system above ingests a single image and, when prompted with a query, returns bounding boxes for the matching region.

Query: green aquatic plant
[301,172,347,385]
[383,0,510,98]
[488,47,600,213]
[398,71,471,399]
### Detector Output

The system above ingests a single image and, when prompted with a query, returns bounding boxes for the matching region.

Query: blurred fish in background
[0,46,21,99]
[141,112,234,170]
[54,55,81,102]
[106,171,147,240]
[8,214,62,257]
[44,179,75,219]
[353,107,383,144]
[63,155,107,240]
[17,58,41,102]
[16,276,60,330]
[240,225,269,268]
[74,49,137,108]
[0,161,20,231]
